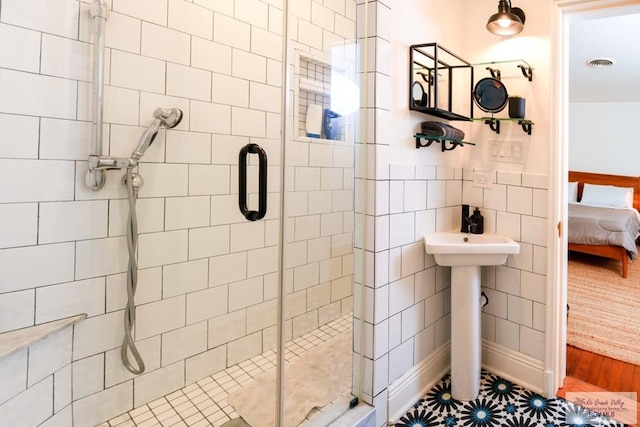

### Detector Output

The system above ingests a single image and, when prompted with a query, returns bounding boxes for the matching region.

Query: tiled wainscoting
[358,163,548,424]
[464,168,547,361]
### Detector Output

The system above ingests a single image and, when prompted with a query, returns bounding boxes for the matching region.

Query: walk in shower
[0,1,369,426]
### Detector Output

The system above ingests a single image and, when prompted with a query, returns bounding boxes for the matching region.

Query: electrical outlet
[473,172,492,188]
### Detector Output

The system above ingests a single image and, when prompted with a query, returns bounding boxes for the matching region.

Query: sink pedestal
[450,265,481,401]
[423,230,520,401]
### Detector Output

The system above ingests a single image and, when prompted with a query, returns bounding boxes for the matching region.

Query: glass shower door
[217,1,365,425]
[278,1,363,425]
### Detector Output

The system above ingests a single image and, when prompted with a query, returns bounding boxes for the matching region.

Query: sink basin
[424,231,520,266]
[423,230,520,400]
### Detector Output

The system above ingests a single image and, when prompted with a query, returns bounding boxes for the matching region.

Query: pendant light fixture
[486,0,526,36]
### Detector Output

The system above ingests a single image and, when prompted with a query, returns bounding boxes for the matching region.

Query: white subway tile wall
[0,291,34,333]
[356,154,548,423]
[358,164,459,404]
[462,170,548,361]
[0,0,357,426]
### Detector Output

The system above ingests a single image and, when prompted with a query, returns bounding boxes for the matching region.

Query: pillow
[568,181,578,203]
[580,183,634,209]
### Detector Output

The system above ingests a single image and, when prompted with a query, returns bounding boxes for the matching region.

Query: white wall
[0,1,357,426]
[570,102,640,176]
[363,1,552,425]
[460,0,552,176]
[459,0,551,368]
[0,0,558,425]
[355,1,466,425]
[385,0,467,167]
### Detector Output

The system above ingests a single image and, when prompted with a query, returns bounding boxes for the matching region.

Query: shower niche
[293,50,356,143]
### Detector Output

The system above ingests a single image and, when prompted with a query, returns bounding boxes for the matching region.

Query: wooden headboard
[569,170,640,211]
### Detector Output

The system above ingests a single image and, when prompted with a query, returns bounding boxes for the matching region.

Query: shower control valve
[88,155,138,171]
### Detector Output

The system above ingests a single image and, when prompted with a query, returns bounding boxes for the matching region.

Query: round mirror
[473,77,508,113]
[412,81,428,107]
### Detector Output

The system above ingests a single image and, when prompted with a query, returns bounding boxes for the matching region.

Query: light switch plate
[489,140,524,164]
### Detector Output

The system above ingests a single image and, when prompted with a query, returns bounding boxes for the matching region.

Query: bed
[568,171,640,278]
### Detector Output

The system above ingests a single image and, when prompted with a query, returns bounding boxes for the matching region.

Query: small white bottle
[306,104,322,138]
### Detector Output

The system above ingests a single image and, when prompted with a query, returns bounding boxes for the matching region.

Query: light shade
[486,0,526,36]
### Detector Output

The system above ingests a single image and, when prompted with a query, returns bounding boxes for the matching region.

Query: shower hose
[121,167,145,374]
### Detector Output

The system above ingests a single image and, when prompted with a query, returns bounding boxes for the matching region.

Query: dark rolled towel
[420,121,465,141]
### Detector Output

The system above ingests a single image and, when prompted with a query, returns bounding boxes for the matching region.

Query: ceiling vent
[586,57,616,68]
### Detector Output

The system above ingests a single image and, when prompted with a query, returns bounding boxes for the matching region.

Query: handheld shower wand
[87,108,183,174]
[120,107,183,375]
[130,108,183,162]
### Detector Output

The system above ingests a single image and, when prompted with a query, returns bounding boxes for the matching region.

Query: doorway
[550,0,640,405]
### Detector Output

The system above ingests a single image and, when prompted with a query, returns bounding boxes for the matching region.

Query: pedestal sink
[424,231,519,400]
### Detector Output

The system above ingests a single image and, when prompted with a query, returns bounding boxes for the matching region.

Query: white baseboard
[387,343,450,424]
[482,339,545,394]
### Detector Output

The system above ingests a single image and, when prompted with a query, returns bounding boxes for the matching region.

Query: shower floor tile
[393,370,627,427]
[103,314,352,427]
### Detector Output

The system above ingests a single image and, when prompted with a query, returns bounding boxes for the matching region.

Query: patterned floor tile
[394,371,627,427]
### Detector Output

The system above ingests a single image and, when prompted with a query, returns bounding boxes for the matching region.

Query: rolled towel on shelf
[420,121,465,141]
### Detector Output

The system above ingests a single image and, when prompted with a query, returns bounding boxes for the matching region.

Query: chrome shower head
[130,108,184,162]
[153,107,183,129]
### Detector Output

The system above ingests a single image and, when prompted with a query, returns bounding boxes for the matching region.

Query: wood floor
[564,345,640,391]
[558,345,640,426]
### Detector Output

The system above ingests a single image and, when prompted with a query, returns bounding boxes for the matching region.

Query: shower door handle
[239,143,267,221]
